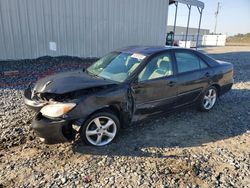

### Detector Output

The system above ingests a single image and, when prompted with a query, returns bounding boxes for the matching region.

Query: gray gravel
[0,46,250,187]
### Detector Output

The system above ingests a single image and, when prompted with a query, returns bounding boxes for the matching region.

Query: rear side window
[175,52,208,73]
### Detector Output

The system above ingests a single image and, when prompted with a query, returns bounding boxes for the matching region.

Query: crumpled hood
[33,70,116,94]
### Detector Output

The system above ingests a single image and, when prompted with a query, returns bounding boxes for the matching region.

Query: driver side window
[138,53,173,82]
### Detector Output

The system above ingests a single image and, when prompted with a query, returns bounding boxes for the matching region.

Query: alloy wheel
[85,116,117,146]
[203,88,217,110]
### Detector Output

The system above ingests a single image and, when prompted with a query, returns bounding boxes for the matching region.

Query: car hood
[33,70,117,94]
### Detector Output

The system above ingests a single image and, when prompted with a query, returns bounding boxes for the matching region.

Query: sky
[168,0,250,36]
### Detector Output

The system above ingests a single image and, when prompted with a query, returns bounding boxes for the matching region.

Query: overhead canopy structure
[169,0,204,9]
[169,0,205,48]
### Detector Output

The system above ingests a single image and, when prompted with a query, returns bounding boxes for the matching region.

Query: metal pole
[173,2,178,43]
[196,7,203,49]
[185,5,191,48]
[214,2,220,34]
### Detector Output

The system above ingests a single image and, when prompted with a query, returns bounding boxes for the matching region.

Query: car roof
[116,45,196,56]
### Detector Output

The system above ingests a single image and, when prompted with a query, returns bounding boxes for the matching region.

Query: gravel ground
[0,46,250,187]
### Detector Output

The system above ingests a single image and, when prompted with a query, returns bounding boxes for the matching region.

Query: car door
[174,50,212,107]
[131,52,178,118]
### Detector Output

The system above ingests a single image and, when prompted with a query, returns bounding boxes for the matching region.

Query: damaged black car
[24,46,234,146]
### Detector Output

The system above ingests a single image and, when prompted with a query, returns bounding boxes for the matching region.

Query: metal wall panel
[0,0,169,60]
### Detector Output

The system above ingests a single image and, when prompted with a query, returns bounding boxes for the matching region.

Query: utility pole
[214,2,221,34]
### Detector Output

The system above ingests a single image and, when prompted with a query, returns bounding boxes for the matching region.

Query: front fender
[66,87,133,127]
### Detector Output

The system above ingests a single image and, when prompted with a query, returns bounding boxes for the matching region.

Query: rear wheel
[199,86,218,112]
[80,111,120,146]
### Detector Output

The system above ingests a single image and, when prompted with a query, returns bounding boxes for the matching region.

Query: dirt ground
[0,46,250,188]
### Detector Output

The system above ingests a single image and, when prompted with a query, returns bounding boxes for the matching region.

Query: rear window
[175,52,208,73]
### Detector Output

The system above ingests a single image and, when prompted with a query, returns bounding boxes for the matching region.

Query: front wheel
[80,111,120,146]
[198,86,218,112]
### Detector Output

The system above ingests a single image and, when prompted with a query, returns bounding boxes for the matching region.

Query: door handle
[167,81,176,87]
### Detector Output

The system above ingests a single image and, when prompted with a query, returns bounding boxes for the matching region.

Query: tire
[80,111,120,146]
[198,86,218,112]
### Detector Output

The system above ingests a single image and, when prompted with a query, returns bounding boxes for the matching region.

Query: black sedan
[24,46,234,146]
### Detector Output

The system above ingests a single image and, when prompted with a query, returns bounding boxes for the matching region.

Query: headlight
[40,103,76,118]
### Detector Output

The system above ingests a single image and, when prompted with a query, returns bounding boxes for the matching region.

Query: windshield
[87,52,146,82]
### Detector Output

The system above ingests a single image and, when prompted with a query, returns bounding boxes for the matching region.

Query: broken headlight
[40,103,76,118]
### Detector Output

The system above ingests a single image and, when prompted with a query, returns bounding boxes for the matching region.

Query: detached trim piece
[23,89,46,111]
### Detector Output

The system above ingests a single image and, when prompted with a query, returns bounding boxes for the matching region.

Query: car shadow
[72,88,250,158]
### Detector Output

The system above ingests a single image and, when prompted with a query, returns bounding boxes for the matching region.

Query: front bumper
[23,88,46,112]
[32,113,75,144]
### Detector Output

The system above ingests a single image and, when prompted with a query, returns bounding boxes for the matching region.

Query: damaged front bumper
[32,113,76,144]
[23,88,46,111]
[24,88,80,144]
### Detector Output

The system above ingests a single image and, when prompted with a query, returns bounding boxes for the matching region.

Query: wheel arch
[93,105,121,119]
[80,104,129,128]
[210,83,221,96]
